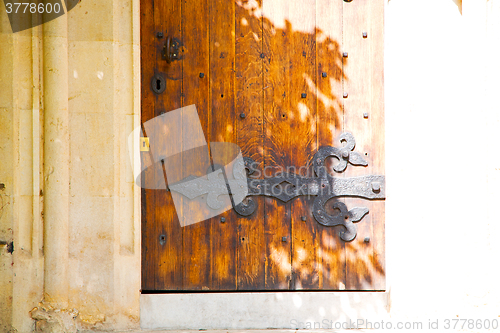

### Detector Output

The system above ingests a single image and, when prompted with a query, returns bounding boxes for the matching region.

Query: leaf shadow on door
[232,0,385,291]
[148,0,385,292]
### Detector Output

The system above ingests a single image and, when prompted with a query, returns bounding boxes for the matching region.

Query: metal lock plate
[140,137,150,152]
[151,74,166,94]
[162,36,181,63]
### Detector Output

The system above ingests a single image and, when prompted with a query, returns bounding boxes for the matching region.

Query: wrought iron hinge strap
[168,133,385,242]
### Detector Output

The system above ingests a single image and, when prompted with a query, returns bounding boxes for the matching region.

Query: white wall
[385,0,500,320]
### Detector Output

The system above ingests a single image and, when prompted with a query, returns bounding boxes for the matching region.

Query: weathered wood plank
[289,0,321,290]
[140,0,156,291]
[180,0,211,290]
[342,0,385,290]
[209,0,238,290]
[288,0,319,290]
[368,0,386,291]
[153,0,183,290]
[235,1,266,290]
[315,0,346,290]
[262,0,292,290]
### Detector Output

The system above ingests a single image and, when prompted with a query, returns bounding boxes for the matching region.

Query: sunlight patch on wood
[310,122,316,137]
[294,245,308,263]
[297,102,309,122]
[304,73,337,112]
[269,244,291,274]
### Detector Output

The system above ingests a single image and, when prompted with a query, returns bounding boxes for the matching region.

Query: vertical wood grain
[288,0,319,290]
[315,0,346,290]
[262,0,292,289]
[180,0,211,290]
[209,0,238,290]
[140,0,155,290]
[153,0,183,290]
[343,0,385,290]
[368,0,386,291]
[235,1,265,290]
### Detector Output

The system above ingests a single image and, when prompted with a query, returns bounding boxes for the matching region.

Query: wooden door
[140,0,385,291]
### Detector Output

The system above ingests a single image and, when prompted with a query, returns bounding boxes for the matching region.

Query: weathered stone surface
[31,304,78,333]
[0,0,140,331]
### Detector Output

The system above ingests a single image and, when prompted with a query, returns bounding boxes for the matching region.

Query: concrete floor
[94,331,366,333]
[92,329,477,333]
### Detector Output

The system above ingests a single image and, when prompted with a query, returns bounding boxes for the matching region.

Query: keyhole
[151,74,166,94]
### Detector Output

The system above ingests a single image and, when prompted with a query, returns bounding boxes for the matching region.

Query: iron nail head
[301,216,307,222]
[301,93,307,98]
[363,32,368,38]
[220,217,226,223]
[322,72,327,78]
[240,113,246,119]
[363,112,369,118]
[371,182,381,192]
[343,52,348,57]
[199,73,205,78]
[157,32,164,38]
[343,92,348,98]
[364,237,370,243]
[282,236,287,242]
